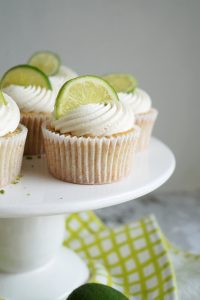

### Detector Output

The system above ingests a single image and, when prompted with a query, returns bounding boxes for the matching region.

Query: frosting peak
[118,88,151,114]
[0,93,20,137]
[50,65,78,95]
[3,85,56,113]
[51,101,134,136]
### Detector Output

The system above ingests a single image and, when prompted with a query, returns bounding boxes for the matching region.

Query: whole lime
[67,283,129,300]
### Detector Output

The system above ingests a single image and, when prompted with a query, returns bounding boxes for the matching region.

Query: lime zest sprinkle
[26,156,33,160]
[11,175,22,185]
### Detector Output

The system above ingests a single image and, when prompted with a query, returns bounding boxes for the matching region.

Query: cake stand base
[0,215,89,300]
[0,247,89,300]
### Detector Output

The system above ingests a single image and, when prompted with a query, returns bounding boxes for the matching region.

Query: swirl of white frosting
[118,88,152,114]
[57,65,78,78]
[52,101,134,136]
[3,85,56,113]
[0,93,20,137]
[50,65,78,95]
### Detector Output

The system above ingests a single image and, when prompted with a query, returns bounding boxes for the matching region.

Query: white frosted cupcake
[42,75,140,184]
[119,88,158,151]
[43,101,139,184]
[0,93,27,187]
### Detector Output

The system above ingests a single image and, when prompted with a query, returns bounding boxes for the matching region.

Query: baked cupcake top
[51,100,134,137]
[0,93,20,137]
[118,88,152,115]
[4,85,56,113]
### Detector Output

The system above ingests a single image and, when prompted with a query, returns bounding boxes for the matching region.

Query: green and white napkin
[64,212,178,299]
[1,212,199,300]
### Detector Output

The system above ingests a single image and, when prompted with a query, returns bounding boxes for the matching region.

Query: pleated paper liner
[42,122,140,184]
[135,108,158,152]
[21,112,51,155]
[0,124,27,187]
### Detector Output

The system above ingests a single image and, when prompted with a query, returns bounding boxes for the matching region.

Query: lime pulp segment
[1,65,52,90]
[103,73,138,93]
[28,51,60,76]
[55,75,119,119]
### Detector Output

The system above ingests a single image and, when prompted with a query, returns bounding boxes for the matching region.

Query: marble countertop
[96,191,200,254]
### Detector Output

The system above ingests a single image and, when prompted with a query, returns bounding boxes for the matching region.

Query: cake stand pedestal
[0,138,175,300]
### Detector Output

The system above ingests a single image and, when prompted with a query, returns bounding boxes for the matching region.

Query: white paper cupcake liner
[135,108,158,151]
[21,112,51,155]
[42,123,140,184]
[0,124,27,187]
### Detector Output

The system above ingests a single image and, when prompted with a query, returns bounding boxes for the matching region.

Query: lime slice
[1,65,52,90]
[0,91,7,105]
[103,73,137,93]
[67,283,128,300]
[28,51,60,76]
[55,75,118,119]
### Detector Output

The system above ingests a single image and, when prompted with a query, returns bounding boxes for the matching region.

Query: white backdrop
[0,0,199,192]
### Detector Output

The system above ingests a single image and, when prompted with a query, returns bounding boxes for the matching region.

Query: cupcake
[103,74,158,151]
[42,76,140,184]
[0,92,27,187]
[2,65,56,155]
[118,88,158,151]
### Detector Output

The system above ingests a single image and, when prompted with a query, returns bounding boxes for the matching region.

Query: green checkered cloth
[64,212,178,300]
[1,212,200,300]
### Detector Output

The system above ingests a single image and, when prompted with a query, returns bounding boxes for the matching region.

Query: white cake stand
[0,138,175,300]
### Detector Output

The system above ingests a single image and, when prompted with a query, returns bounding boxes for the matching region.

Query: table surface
[97,191,200,253]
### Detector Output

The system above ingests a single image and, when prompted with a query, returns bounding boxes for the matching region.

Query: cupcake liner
[135,108,158,151]
[42,123,140,184]
[0,124,27,187]
[21,112,51,155]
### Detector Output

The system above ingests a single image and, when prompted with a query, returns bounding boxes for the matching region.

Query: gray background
[0,0,199,192]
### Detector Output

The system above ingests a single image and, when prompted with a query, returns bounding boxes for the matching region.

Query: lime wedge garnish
[55,75,118,119]
[103,73,137,93]
[0,90,7,105]
[28,51,60,76]
[1,65,52,90]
